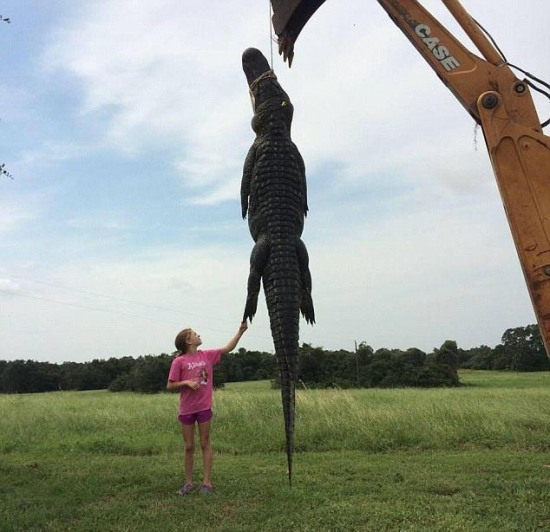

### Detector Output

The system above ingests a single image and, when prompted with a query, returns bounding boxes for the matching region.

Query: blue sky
[2,0,549,362]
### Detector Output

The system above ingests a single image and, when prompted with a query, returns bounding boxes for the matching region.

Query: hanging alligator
[241,47,315,485]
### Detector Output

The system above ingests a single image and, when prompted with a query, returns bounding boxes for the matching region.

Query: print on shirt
[187,360,209,386]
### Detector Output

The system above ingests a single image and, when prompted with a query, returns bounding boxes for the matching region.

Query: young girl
[167,322,248,495]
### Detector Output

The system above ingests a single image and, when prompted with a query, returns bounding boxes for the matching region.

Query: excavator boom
[270,0,550,359]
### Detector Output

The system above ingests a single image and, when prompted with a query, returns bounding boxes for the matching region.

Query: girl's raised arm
[221,322,248,354]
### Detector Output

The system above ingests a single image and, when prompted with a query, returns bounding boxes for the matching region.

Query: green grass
[1,371,549,531]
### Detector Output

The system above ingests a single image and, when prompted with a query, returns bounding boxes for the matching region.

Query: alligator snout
[242,47,271,87]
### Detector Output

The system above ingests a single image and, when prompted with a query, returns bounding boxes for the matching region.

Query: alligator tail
[263,240,301,486]
[277,351,295,486]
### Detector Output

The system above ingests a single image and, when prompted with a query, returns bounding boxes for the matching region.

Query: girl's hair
[175,328,192,354]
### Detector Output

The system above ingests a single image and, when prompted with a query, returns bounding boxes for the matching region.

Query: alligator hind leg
[243,236,269,322]
[296,238,315,324]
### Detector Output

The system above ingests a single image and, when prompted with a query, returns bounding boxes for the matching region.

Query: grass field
[1,371,549,531]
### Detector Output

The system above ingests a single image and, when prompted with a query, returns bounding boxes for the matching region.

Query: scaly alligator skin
[241,48,315,485]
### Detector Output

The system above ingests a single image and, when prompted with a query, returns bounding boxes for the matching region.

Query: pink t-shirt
[168,349,222,416]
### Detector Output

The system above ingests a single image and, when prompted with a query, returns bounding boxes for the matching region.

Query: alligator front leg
[241,143,256,220]
[296,147,309,216]
[243,236,269,322]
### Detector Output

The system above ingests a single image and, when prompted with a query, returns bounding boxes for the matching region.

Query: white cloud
[0,278,21,295]
[66,213,131,231]
[42,0,267,203]
[16,141,87,169]
[0,203,36,234]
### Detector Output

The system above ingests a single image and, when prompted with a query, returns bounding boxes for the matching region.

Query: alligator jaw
[242,48,281,111]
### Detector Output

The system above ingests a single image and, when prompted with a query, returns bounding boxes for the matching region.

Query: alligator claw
[278,33,295,67]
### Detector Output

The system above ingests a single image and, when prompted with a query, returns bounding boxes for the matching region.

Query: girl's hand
[221,322,249,354]
[185,380,200,391]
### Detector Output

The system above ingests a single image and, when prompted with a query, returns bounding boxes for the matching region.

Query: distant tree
[356,342,374,364]
[59,362,85,390]
[367,348,399,387]
[405,348,427,368]
[298,343,325,384]
[501,324,550,371]
[0,360,59,393]
[433,340,459,367]
[431,340,460,385]
[287,343,457,389]
[108,373,129,392]
[0,360,29,393]
[490,344,511,370]
[63,359,112,390]
[355,342,374,386]
[127,354,172,393]
[39,362,62,391]
[217,348,276,383]
[461,345,496,370]
[319,349,356,388]
[415,362,458,388]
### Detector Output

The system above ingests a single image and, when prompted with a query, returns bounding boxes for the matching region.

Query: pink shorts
[178,409,213,425]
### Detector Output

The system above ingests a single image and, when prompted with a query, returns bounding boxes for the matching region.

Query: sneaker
[199,484,214,495]
[177,483,194,495]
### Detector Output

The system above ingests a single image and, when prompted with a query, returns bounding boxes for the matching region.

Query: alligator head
[242,47,294,136]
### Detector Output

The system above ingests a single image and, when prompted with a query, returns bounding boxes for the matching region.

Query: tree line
[1,324,548,394]
[459,324,550,371]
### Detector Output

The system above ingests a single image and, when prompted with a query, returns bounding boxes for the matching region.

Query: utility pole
[354,340,360,387]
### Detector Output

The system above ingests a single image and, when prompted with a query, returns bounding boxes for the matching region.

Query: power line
[0,286,274,342]
[1,274,357,346]
[2,273,230,323]
[0,288,183,326]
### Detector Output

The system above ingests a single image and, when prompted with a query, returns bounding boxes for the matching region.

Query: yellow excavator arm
[270,0,550,358]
